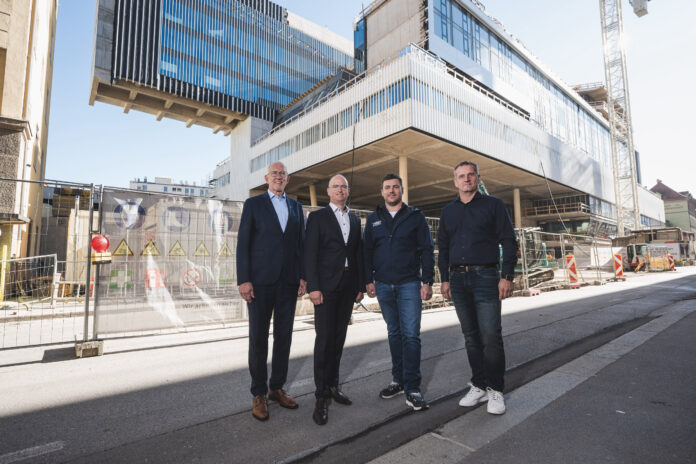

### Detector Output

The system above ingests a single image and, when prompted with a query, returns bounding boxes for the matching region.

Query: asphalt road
[0,269,694,464]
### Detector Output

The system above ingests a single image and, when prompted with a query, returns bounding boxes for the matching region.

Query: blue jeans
[375,280,422,393]
[449,268,506,392]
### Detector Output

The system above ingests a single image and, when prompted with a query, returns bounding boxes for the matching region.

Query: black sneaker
[379,382,404,399]
[405,391,429,411]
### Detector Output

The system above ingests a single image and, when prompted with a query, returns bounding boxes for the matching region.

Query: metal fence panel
[1,179,93,348]
[95,189,247,336]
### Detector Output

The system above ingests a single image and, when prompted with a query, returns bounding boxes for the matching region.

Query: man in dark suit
[236,161,307,421]
[304,174,365,425]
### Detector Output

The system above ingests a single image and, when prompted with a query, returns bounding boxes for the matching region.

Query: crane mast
[599,0,642,235]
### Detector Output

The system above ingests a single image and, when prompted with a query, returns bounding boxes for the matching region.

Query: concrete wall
[366,0,425,68]
[638,185,665,224]
[215,117,273,200]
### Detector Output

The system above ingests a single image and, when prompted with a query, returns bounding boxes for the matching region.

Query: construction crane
[598,0,650,236]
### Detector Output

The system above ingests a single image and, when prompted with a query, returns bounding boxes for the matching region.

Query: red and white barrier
[566,254,581,288]
[613,253,626,281]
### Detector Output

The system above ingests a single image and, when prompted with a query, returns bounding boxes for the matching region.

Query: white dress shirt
[330,203,350,266]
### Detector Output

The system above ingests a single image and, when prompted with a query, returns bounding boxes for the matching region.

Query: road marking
[0,441,65,464]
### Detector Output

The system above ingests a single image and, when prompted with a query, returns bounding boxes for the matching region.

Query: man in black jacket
[236,161,306,421]
[438,161,517,415]
[304,174,365,425]
[363,173,435,411]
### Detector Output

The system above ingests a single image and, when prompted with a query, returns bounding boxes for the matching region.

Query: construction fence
[3,177,677,350]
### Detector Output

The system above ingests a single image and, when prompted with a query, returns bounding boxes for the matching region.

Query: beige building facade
[0,0,58,259]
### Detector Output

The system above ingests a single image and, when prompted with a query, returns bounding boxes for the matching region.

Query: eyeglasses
[268,170,287,177]
[329,185,349,190]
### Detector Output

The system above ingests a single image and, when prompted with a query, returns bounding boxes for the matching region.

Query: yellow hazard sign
[142,239,160,256]
[113,239,134,257]
[193,242,210,257]
[218,242,233,258]
[169,240,186,257]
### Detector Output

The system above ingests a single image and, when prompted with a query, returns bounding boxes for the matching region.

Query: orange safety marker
[667,253,676,271]
[565,253,581,289]
[613,253,626,281]
[89,276,94,297]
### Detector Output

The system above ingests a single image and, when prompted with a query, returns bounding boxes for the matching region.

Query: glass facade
[159,0,354,112]
[433,0,612,168]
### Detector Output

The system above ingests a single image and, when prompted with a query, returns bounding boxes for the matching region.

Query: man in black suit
[304,174,365,425]
[236,161,307,421]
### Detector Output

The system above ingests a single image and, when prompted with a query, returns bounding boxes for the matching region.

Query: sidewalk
[0,269,694,463]
[371,300,696,464]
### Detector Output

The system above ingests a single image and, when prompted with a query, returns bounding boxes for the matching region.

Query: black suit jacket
[236,192,305,287]
[304,206,365,295]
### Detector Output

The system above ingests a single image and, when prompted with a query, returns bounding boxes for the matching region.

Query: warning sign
[142,240,160,256]
[112,239,134,257]
[169,240,186,257]
[145,268,166,289]
[183,268,202,287]
[218,242,233,258]
[109,269,133,289]
[219,266,235,285]
[193,242,210,257]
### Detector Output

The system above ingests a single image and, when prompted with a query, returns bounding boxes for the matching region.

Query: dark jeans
[450,268,505,392]
[375,280,422,393]
[247,283,298,397]
[313,271,356,398]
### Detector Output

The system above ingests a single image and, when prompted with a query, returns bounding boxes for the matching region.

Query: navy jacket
[236,192,305,286]
[363,204,435,285]
[438,192,518,281]
[304,206,365,295]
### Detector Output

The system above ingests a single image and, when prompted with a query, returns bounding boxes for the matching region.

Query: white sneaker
[459,383,488,407]
[486,388,506,415]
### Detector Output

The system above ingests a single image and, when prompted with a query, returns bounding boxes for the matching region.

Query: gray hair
[454,161,479,175]
[328,174,349,189]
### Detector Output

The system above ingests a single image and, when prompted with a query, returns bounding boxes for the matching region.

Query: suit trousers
[248,282,299,397]
[313,271,356,398]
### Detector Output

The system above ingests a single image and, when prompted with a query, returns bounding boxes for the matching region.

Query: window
[163,186,168,192]
[142,185,147,191]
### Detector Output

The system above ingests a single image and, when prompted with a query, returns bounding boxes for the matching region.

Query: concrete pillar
[399,155,409,204]
[309,184,318,207]
[513,188,522,228]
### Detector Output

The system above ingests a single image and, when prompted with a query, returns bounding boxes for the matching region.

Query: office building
[92,0,665,235]
[130,176,211,197]
[650,180,696,232]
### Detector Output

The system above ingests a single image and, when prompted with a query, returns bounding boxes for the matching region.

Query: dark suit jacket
[236,192,305,287]
[304,205,365,295]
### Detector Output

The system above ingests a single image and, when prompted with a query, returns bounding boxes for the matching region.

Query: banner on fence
[95,189,246,334]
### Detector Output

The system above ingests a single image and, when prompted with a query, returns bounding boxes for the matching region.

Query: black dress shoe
[329,386,352,405]
[313,398,329,425]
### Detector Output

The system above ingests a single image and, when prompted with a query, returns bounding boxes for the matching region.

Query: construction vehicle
[623,243,670,272]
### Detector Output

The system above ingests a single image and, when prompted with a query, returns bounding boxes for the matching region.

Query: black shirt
[437,192,518,281]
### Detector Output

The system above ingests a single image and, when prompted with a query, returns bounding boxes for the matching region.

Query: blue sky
[46,0,695,192]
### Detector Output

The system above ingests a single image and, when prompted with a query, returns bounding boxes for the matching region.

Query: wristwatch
[503,274,514,282]
[423,281,433,286]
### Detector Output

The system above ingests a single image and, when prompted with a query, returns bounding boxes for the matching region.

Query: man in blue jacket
[237,161,306,421]
[363,173,435,411]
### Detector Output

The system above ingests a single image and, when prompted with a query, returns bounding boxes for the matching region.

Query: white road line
[0,441,65,464]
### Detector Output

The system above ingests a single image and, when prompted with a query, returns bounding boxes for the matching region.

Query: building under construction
[91,0,665,234]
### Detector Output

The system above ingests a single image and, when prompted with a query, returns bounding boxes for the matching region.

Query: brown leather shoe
[252,395,269,421]
[268,389,299,409]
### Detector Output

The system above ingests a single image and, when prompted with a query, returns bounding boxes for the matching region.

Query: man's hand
[366,283,376,298]
[239,282,254,303]
[441,281,451,300]
[355,292,364,303]
[420,284,433,301]
[498,278,513,300]
[298,279,307,297]
[309,290,323,305]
